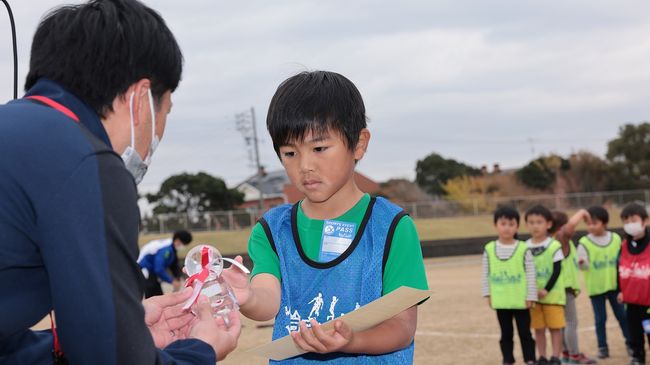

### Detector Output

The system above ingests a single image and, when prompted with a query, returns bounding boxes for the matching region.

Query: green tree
[415,153,480,196]
[147,172,244,216]
[606,122,650,189]
[516,155,568,191]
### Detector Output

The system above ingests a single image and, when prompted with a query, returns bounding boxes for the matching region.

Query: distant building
[236,168,380,211]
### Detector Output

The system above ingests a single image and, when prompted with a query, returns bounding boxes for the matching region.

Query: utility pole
[236,107,264,213]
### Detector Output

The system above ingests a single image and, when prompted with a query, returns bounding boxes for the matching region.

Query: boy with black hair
[222,70,429,363]
[138,230,193,298]
[482,206,537,365]
[577,206,630,359]
[525,205,565,365]
[618,203,650,365]
[549,210,596,364]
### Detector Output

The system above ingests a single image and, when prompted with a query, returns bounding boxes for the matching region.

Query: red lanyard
[26,95,79,122]
[26,94,77,361]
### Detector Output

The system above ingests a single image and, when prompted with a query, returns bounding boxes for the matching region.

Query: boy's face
[495,217,518,241]
[278,128,369,204]
[587,219,606,236]
[525,214,552,240]
[623,215,647,226]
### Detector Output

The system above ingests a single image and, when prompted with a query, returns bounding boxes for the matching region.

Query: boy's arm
[291,306,417,355]
[576,242,589,269]
[558,209,590,245]
[239,273,281,321]
[524,249,538,302]
[153,249,174,283]
[221,222,282,321]
[343,306,417,354]
[481,250,490,297]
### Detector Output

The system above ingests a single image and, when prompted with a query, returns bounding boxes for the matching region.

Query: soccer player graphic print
[308,293,325,319]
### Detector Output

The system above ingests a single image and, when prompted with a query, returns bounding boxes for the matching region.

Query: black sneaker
[597,347,609,359]
[548,356,561,365]
[629,359,645,365]
[628,345,635,358]
[537,357,548,365]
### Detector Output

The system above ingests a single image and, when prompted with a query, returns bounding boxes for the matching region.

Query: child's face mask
[624,221,645,237]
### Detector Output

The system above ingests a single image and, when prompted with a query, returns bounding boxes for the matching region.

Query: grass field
[140,209,624,257]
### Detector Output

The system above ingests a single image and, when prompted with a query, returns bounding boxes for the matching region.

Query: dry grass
[140,209,624,256]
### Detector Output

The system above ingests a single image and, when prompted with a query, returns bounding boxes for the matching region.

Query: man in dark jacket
[0,0,240,364]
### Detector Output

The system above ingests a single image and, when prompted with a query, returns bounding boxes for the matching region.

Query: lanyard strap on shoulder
[26,95,80,123]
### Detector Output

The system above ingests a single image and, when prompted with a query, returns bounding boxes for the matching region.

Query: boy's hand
[538,289,548,299]
[526,301,533,309]
[485,297,491,308]
[617,292,624,304]
[290,319,353,354]
[220,255,252,306]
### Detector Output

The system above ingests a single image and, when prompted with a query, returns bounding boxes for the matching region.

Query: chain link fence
[141,189,650,234]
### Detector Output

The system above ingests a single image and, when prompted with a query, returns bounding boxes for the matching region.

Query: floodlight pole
[250,107,265,212]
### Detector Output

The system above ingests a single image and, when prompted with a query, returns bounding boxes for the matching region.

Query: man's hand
[143,288,195,348]
[189,296,242,361]
[290,319,353,354]
[220,255,252,306]
[538,289,548,299]
[526,300,533,309]
[485,297,491,308]
[617,292,624,304]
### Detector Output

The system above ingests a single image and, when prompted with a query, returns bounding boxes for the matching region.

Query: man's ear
[125,78,152,127]
[353,128,371,161]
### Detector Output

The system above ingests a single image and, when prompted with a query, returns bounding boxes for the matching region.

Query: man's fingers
[166,312,195,331]
[194,295,213,320]
[151,287,193,308]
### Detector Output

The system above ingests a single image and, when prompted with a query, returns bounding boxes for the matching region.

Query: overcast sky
[1,0,649,193]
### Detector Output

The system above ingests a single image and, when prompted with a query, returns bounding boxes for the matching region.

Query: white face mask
[624,221,645,237]
[121,89,158,184]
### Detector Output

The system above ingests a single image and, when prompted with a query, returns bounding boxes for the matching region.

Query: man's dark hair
[266,71,367,156]
[525,204,553,223]
[550,211,568,234]
[172,230,192,245]
[25,0,183,117]
[493,206,520,225]
[621,203,649,220]
[587,206,609,225]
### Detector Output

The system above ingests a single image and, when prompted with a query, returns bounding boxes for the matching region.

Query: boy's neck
[530,235,548,244]
[591,230,607,237]
[301,179,364,220]
[498,237,516,245]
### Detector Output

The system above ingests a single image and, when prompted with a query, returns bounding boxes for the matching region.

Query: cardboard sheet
[247,286,431,361]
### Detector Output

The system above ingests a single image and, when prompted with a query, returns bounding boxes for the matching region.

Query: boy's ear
[353,128,371,161]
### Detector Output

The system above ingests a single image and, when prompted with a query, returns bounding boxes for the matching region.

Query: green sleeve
[382,215,429,295]
[248,222,282,282]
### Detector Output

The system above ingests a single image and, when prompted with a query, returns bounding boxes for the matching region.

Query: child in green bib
[550,210,596,364]
[577,206,631,359]
[525,205,565,365]
[482,206,537,365]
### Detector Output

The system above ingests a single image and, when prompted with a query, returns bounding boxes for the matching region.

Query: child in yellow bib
[482,207,537,365]
[525,205,565,365]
